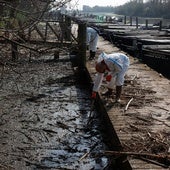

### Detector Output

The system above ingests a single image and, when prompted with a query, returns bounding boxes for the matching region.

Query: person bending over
[91,52,130,102]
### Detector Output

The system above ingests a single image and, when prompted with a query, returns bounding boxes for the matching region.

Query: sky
[74,0,129,10]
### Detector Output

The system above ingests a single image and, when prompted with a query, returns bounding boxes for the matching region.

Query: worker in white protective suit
[91,52,130,102]
[86,27,99,60]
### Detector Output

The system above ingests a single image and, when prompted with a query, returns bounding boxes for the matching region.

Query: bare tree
[0,0,73,62]
[0,0,71,31]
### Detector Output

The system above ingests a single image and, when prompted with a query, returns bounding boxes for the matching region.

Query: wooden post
[54,50,59,60]
[136,17,138,29]
[78,22,87,68]
[124,16,126,25]
[145,19,148,29]
[159,20,162,31]
[130,16,132,26]
[59,13,64,43]
[65,16,71,41]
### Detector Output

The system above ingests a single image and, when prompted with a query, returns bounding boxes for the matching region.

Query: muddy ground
[0,51,114,170]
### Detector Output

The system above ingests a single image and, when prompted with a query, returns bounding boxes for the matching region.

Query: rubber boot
[115,86,122,102]
[89,50,93,60]
[91,51,96,59]
[89,51,96,60]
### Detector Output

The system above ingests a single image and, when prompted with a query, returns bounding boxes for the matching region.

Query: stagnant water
[0,54,112,169]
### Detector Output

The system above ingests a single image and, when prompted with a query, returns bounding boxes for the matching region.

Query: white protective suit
[86,27,99,52]
[93,52,130,92]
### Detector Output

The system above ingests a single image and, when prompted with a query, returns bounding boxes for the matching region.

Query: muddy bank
[0,54,112,170]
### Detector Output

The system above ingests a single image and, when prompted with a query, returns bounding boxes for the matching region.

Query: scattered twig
[79,142,98,161]
[128,123,140,131]
[124,97,133,112]
[0,151,27,158]
[154,105,169,112]
[42,128,58,134]
[150,114,170,127]
[135,115,152,123]
[0,163,14,169]
[137,156,169,168]
[104,150,170,159]
[102,150,170,166]
[56,121,75,133]
[79,151,90,161]
[1,36,40,53]
[16,130,35,143]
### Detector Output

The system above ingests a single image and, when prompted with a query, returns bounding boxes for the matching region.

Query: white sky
[73,0,130,10]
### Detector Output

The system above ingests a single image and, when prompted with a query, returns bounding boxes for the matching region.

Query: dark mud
[0,54,111,170]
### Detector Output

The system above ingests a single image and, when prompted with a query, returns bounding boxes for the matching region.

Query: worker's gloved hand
[91,91,97,99]
[106,74,112,82]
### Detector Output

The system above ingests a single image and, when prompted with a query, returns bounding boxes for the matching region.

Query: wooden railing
[0,14,87,67]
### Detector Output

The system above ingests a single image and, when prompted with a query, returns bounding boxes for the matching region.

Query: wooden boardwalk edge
[86,36,170,170]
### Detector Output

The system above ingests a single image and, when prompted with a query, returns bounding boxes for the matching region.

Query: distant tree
[82,5,114,12]
[113,0,170,18]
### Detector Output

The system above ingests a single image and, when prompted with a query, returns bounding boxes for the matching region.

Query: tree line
[82,0,170,19]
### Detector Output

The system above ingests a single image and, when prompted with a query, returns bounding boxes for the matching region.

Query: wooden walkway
[86,36,170,169]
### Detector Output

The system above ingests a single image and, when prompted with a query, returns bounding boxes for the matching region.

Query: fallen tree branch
[138,156,169,168]
[104,150,169,158]
[102,150,170,166]
[150,114,170,127]
[0,35,40,53]
[79,142,98,161]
